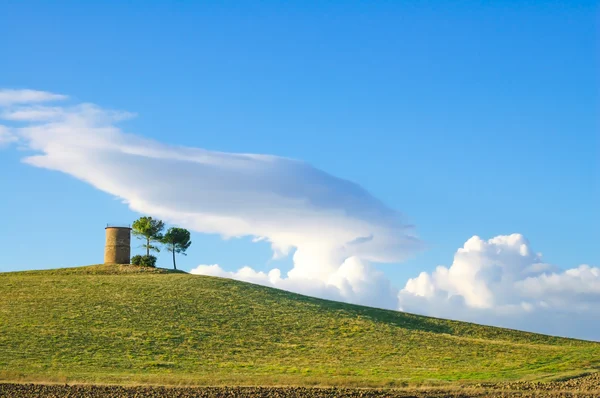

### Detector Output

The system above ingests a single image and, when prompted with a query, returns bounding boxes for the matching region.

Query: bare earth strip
[1,373,599,398]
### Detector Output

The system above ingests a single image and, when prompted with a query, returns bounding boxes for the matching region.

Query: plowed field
[2,373,599,398]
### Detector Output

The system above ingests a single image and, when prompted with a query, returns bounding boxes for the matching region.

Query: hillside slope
[0,265,598,387]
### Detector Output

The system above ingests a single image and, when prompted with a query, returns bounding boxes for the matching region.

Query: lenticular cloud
[0,89,419,309]
[3,89,599,340]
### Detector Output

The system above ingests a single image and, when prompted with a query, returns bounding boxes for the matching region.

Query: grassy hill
[0,264,598,387]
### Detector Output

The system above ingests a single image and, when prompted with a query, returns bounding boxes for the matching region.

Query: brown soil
[1,374,599,398]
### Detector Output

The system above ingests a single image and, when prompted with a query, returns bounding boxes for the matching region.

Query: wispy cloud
[0,125,17,146]
[1,89,420,309]
[0,89,67,106]
[2,89,598,340]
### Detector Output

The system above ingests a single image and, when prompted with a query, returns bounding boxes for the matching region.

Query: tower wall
[104,227,131,264]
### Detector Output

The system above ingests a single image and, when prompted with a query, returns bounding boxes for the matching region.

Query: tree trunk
[146,237,150,257]
[172,245,177,270]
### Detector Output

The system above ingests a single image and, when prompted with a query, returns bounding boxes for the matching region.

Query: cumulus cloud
[194,234,600,340]
[0,89,418,310]
[398,234,600,341]
[2,89,598,340]
[191,256,399,310]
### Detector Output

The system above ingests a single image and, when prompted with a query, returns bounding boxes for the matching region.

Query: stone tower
[104,226,131,264]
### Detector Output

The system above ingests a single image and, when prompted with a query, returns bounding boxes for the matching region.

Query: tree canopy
[162,227,192,270]
[132,217,165,257]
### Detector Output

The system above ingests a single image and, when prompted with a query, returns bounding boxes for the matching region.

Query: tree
[162,227,191,270]
[132,216,165,257]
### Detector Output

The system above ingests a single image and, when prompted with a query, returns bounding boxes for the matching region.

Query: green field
[1,264,598,387]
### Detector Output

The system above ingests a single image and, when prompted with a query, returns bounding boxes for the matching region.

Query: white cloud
[0,89,67,106]
[191,256,399,310]
[1,106,66,122]
[398,234,600,341]
[0,125,17,146]
[2,89,598,341]
[0,89,419,311]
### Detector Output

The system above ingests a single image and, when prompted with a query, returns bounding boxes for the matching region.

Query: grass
[0,264,598,387]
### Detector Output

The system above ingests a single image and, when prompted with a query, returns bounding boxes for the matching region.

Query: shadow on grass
[245,283,455,335]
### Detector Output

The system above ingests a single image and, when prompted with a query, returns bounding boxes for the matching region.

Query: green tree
[132,216,165,257]
[162,227,192,270]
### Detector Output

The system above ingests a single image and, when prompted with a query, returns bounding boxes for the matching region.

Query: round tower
[104,226,132,264]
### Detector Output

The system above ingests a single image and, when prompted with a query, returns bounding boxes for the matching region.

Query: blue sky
[0,1,598,337]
